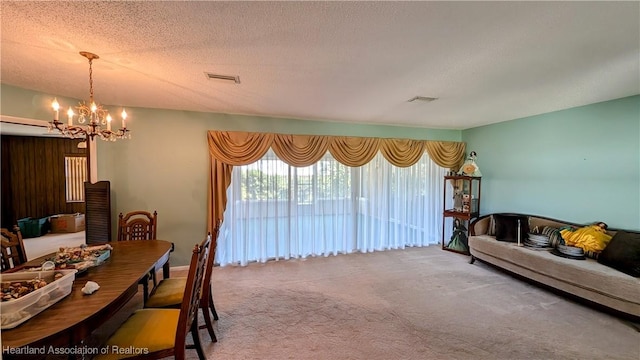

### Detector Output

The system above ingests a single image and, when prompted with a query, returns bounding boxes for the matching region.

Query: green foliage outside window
[239,158,352,202]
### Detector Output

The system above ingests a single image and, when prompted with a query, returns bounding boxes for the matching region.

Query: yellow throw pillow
[560,225,612,253]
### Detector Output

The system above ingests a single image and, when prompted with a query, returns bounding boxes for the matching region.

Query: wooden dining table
[1,239,172,352]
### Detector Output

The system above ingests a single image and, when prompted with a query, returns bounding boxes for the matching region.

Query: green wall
[462,95,640,231]
[1,84,461,265]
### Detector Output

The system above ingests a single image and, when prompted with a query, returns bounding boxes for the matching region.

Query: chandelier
[49,51,130,141]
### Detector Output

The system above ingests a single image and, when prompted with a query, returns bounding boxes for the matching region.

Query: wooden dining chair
[96,235,210,360]
[117,210,158,241]
[1,226,27,272]
[117,210,159,302]
[145,223,220,343]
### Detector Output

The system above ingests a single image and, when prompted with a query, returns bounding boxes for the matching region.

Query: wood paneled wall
[1,135,86,227]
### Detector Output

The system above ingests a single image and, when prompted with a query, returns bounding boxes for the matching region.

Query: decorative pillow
[487,215,496,236]
[560,224,612,253]
[597,231,640,277]
[494,214,530,242]
[542,226,564,248]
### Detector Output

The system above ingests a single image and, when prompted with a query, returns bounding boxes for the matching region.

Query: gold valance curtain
[207,130,466,232]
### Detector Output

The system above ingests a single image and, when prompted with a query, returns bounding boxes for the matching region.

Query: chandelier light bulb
[52,98,60,120]
[121,109,127,128]
[67,107,74,126]
[106,114,112,131]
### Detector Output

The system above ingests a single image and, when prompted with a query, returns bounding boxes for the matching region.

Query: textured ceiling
[1,1,638,130]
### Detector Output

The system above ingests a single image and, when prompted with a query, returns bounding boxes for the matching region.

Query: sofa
[468,213,640,320]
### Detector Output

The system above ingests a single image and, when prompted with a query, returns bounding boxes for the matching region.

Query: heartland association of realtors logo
[2,345,149,356]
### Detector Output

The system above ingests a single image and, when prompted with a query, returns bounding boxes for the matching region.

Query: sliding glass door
[216,149,445,266]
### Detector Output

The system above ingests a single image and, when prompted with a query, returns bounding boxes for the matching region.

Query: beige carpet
[203,246,639,360]
[88,246,638,360]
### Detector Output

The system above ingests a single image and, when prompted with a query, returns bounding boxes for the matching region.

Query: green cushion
[145,278,188,308]
[95,309,179,359]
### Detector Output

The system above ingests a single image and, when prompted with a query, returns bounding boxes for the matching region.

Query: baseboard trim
[169,265,190,272]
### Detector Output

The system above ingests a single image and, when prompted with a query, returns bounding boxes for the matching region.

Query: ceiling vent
[204,72,241,84]
[407,96,438,103]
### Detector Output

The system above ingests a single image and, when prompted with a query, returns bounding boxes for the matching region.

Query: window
[217,149,446,266]
[64,156,86,202]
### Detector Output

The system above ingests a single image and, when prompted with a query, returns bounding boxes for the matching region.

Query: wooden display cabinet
[442,175,481,255]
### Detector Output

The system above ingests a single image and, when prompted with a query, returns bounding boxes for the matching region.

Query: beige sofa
[468,213,640,319]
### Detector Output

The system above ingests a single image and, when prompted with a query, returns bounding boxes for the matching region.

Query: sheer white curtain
[216,149,446,266]
[357,152,445,252]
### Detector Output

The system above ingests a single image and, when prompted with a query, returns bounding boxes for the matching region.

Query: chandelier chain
[88,58,94,101]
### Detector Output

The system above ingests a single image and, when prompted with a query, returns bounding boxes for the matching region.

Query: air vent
[204,72,241,84]
[407,96,438,103]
